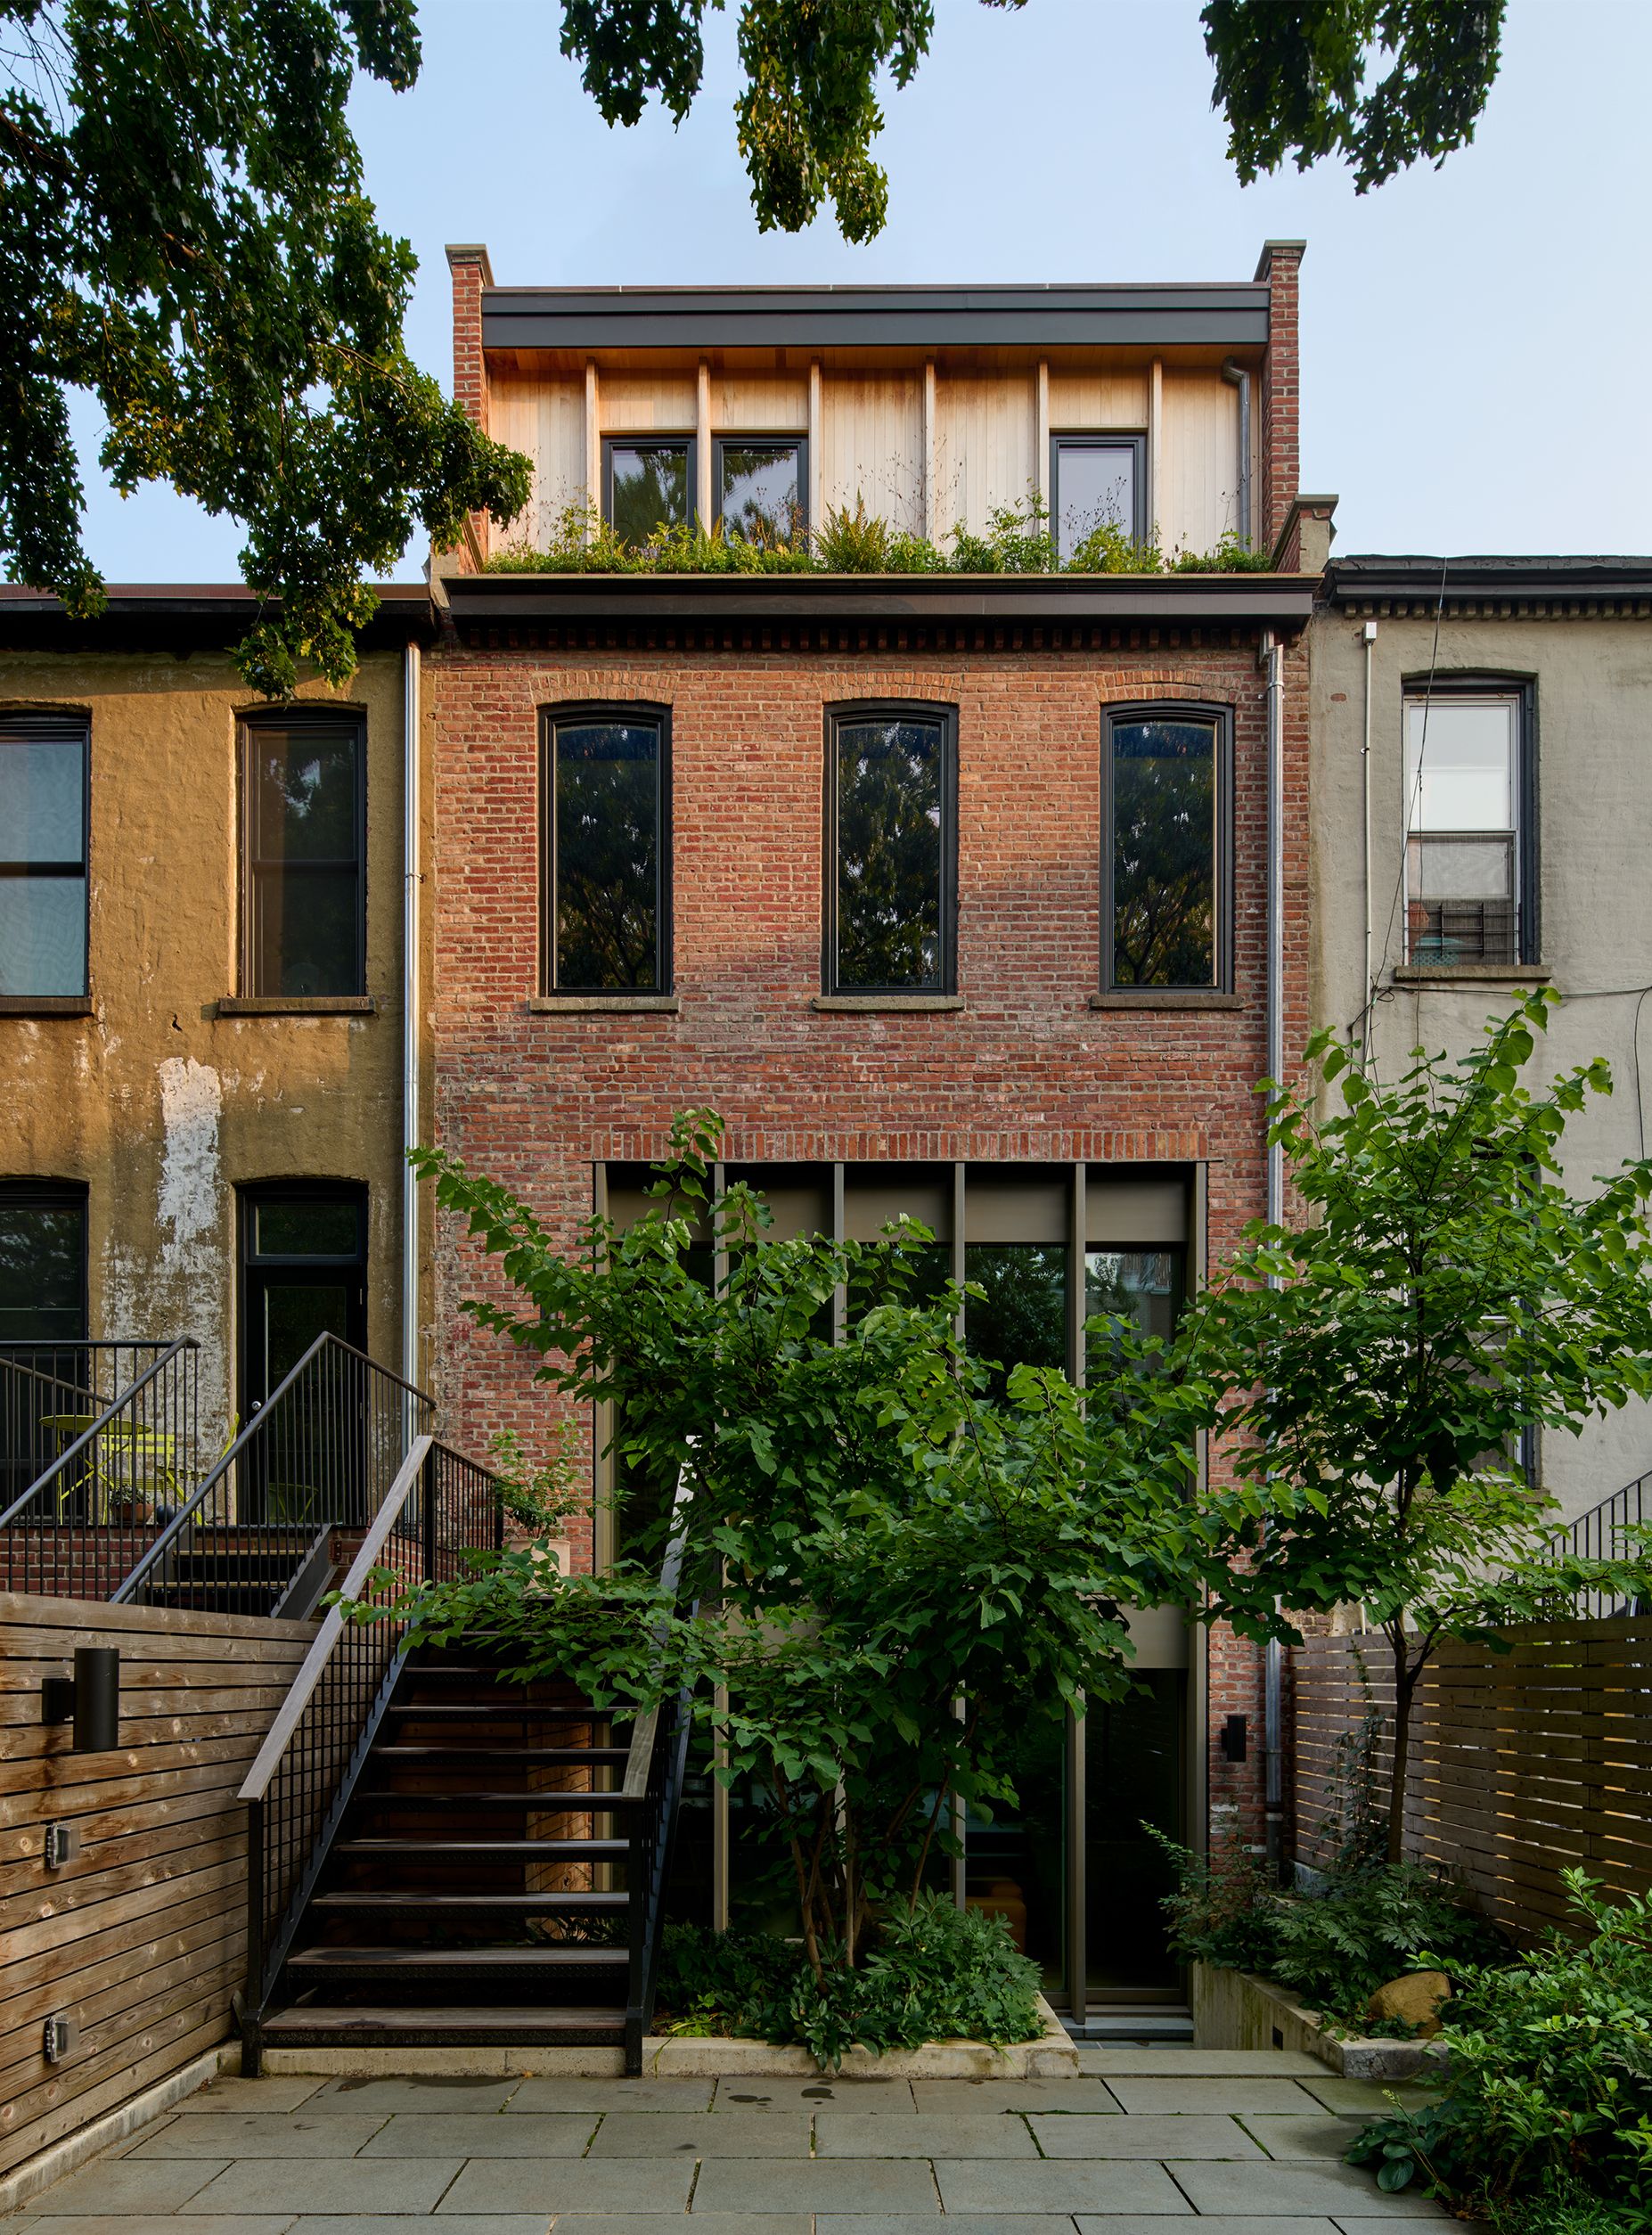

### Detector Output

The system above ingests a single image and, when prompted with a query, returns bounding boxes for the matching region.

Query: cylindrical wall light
[41,1648,120,1752]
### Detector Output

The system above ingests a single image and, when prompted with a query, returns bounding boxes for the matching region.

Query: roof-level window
[716,438,806,540]
[1051,434,1146,562]
[606,439,693,543]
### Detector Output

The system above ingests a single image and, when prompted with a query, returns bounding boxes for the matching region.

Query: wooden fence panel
[1293,1617,1652,1943]
[0,1593,311,2179]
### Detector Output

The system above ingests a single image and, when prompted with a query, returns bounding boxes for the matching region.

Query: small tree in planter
[386,1112,1281,2045]
[1181,992,1652,1864]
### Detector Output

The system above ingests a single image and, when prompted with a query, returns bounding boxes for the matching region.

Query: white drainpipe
[402,641,422,1396]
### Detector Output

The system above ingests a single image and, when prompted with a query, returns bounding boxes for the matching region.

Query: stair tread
[313,1891,629,1911]
[335,1838,630,1857]
[383,1703,611,1719]
[360,1789,649,1807]
[289,1944,629,1970]
[375,1747,631,1764]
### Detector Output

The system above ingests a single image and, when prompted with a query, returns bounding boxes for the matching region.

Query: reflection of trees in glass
[846,1239,952,1325]
[250,724,360,995]
[554,722,660,989]
[0,1203,83,1339]
[610,445,689,543]
[1111,720,1216,987]
[836,717,945,989]
[720,444,800,541]
[1055,446,1136,563]
[964,1242,1067,1397]
[1085,1249,1180,1382]
[257,729,357,860]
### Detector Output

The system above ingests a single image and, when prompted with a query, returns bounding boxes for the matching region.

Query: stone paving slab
[710,2079,915,2113]
[1075,2221,1343,2233]
[305,2083,520,2117]
[551,2220,809,2234]
[1239,2113,1364,2160]
[290,2222,549,2235]
[178,2163,459,2217]
[814,2116,1037,2160]
[128,2123,388,2163]
[690,2161,941,2212]
[172,2085,323,2117]
[820,2221,1076,2234]
[1296,2079,1439,2118]
[4,2221,296,2235]
[19,2166,228,2219]
[1102,2076,1321,2116]
[358,2119,594,2161]
[507,2083,714,2116]
[1172,2161,1443,2217]
[584,2116,814,2158]
[909,2083,1115,2116]
[438,2164,694,2215]
[933,2161,1191,2215]
[1073,2049,1325,2076]
[1028,2115,1265,2160]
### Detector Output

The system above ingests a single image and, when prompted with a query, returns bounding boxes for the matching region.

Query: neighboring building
[0,585,436,1454]
[1311,553,1652,1526]
[424,242,1322,2019]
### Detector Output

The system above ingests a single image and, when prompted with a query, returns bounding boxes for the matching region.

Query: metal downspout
[1362,620,1378,1055]
[402,643,421,1396]
[1262,629,1286,1879]
[1221,359,1253,546]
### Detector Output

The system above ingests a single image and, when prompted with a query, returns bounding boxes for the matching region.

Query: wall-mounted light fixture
[1219,1712,1248,1764]
[40,1647,120,1752]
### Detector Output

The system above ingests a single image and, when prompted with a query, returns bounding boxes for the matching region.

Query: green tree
[0,0,529,694]
[1180,992,1652,1864]
[387,1111,1280,1985]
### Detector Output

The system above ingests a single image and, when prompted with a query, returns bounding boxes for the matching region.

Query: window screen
[243,716,364,996]
[1404,696,1521,965]
[828,709,954,994]
[544,712,667,994]
[1106,711,1225,990]
[0,717,88,997]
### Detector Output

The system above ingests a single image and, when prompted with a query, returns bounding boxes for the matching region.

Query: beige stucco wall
[1310,600,1652,1520]
[0,647,431,1447]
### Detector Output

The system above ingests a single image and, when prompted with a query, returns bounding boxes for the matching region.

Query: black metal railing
[1543,1468,1652,1619]
[239,1434,505,2054]
[624,1481,694,2066]
[0,1340,200,1600]
[113,1334,437,1616]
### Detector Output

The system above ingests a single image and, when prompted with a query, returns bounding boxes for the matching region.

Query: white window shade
[1403,697,1521,965]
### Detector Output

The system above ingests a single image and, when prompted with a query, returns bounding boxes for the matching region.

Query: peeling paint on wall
[157,1057,223,1242]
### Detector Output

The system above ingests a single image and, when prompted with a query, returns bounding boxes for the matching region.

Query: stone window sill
[0,995,93,1016]
[217,995,378,1016]
[528,994,680,1014]
[812,995,965,1013]
[1391,964,1551,987]
[1090,991,1246,1011]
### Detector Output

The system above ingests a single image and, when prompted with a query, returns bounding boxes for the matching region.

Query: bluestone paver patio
[4,2052,1471,2230]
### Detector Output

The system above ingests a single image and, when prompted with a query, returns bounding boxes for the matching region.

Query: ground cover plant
[358,1109,1286,2040]
[1345,1871,1652,2227]
[485,495,1274,577]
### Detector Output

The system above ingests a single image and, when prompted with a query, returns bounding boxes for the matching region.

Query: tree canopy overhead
[0,1,1508,689]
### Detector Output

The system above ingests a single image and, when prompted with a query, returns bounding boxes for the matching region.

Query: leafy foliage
[366,1109,1282,1994]
[1204,1,1507,192]
[487,492,1259,578]
[1346,1871,1652,2219]
[1179,992,1652,1859]
[656,1892,1043,2070]
[0,0,529,692]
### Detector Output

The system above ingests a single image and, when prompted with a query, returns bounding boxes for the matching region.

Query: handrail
[240,1435,434,1805]
[115,1331,436,1607]
[0,1338,197,1529]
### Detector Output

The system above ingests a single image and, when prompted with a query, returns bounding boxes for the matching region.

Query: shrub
[1345,1871,1652,2220]
[655,1891,1044,2071]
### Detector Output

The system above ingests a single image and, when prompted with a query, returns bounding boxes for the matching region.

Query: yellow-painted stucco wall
[0,643,430,1446]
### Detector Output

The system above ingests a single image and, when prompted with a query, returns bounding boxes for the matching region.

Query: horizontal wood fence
[1293,1618,1652,1943]
[0,1592,313,2179]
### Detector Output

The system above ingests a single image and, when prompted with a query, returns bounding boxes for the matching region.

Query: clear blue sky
[73,0,1652,582]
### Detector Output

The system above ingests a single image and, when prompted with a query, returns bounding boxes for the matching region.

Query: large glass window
[1404,692,1526,965]
[1085,1248,1182,1354]
[1104,707,1229,992]
[0,716,88,998]
[543,709,668,995]
[243,715,364,997]
[965,1243,1067,1399]
[0,1182,86,1343]
[827,707,955,995]
[716,438,805,542]
[1051,435,1145,562]
[606,439,692,544]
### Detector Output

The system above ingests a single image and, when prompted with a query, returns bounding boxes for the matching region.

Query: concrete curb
[1190,1961,1450,2079]
[0,2042,238,2216]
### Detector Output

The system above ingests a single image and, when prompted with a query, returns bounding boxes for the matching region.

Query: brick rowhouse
[425,254,1313,1916]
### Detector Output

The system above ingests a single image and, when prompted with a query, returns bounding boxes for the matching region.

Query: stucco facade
[1310,554,1652,1522]
[0,592,436,1449]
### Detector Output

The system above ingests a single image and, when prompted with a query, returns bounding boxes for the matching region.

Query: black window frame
[1400,673,1538,967]
[240,708,367,998]
[822,700,958,999]
[0,711,91,1002]
[1100,700,1234,995]
[0,1175,89,1345]
[1050,432,1148,557]
[602,436,697,538]
[713,434,809,538]
[539,700,673,997]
